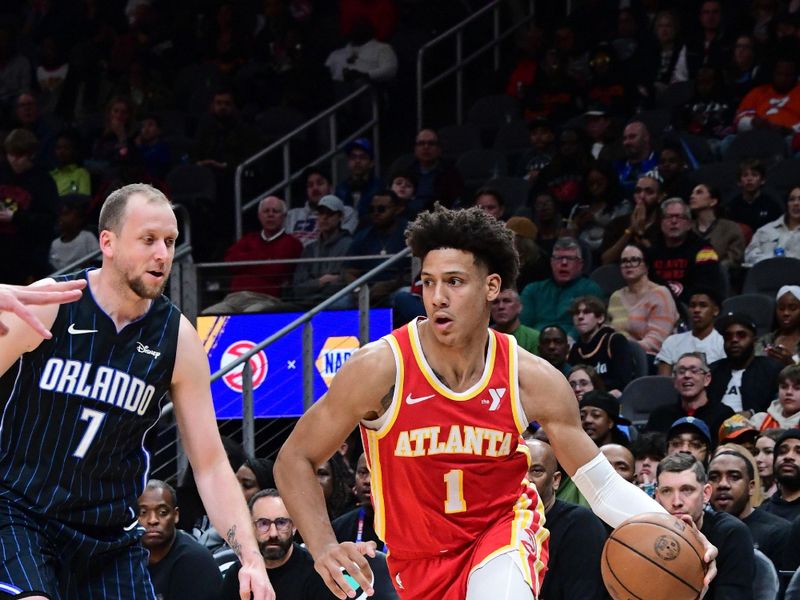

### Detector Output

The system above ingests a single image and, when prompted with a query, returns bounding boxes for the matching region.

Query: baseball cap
[775,429,800,451]
[506,216,538,240]
[718,414,758,444]
[317,194,345,213]
[668,417,711,447]
[579,390,631,426]
[714,312,757,335]
[345,137,374,159]
[583,102,609,117]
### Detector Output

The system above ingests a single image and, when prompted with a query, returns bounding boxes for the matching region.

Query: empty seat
[493,121,531,154]
[438,123,482,159]
[620,376,677,426]
[767,158,800,197]
[723,129,788,163]
[455,149,508,188]
[743,257,800,297]
[166,164,217,205]
[656,81,694,110]
[721,294,776,337]
[467,95,521,144]
[628,339,649,380]
[589,264,625,297]
[753,548,780,600]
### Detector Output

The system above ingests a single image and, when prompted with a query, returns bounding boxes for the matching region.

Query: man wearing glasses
[649,197,724,304]
[519,237,604,339]
[645,351,734,447]
[707,313,783,415]
[220,489,338,599]
[409,129,464,209]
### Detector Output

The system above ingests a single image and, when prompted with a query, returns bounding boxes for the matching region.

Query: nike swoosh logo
[405,393,435,405]
[68,324,98,335]
[123,519,140,532]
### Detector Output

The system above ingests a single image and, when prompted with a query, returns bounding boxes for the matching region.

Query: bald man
[205,195,303,313]
[601,444,636,483]
[525,440,610,600]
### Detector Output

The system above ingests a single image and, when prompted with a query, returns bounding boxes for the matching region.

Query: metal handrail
[416,0,535,129]
[209,247,410,382]
[233,84,380,240]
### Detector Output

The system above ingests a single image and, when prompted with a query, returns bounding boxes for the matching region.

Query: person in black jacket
[708,313,783,414]
[708,450,789,569]
[138,480,221,600]
[645,352,734,447]
[760,429,800,522]
[525,438,609,600]
[220,489,337,600]
[655,453,754,600]
[567,295,632,395]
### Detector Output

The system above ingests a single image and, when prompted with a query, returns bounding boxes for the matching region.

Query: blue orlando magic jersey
[0,270,181,527]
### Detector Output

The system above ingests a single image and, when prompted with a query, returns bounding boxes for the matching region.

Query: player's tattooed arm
[226,524,243,557]
[364,384,394,421]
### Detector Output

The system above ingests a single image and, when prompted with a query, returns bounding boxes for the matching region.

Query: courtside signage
[197,310,391,418]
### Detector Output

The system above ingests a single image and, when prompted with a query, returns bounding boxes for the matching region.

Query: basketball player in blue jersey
[276,205,718,600]
[0,184,273,600]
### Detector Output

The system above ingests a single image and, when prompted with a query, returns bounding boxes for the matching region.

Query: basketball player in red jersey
[275,205,717,600]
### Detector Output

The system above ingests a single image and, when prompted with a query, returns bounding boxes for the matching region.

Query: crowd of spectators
[4,0,800,597]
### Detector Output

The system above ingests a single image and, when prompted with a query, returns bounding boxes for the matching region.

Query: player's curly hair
[405,204,519,289]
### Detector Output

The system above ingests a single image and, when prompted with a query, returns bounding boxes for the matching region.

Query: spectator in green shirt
[50,131,91,197]
[520,237,604,338]
[490,287,539,355]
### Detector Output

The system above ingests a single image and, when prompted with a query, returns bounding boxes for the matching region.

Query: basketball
[601,512,707,600]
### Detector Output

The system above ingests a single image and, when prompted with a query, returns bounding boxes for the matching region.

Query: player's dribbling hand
[238,557,275,600]
[0,280,86,338]
[675,514,718,597]
[315,541,377,599]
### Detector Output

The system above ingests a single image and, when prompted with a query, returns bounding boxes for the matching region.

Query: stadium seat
[753,548,780,600]
[656,81,694,110]
[742,257,800,297]
[154,110,188,137]
[721,294,776,337]
[633,109,673,136]
[482,176,531,216]
[386,153,415,177]
[766,158,800,198]
[589,264,625,297]
[466,95,521,144]
[493,120,530,154]
[455,149,508,189]
[620,376,677,427]
[628,340,649,380]
[438,123,482,159]
[784,568,800,600]
[213,547,238,576]
[722,129,788,164]
[166,164,217,205]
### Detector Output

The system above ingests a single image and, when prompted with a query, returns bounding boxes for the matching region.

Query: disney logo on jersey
[136,342,161,359]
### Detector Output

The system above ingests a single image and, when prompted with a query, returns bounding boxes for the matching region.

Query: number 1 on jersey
[443,469,466,513]
[73,407,106,459]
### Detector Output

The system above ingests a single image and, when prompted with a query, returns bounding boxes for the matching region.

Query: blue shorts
[0,499,155,599]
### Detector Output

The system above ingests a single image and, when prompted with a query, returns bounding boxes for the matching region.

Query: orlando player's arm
[275,340,394,599]
[519,350,719,585]
[0,278,84,340]
[170,316,275,600]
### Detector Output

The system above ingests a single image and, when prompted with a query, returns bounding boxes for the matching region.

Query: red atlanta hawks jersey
[360,318,546,561]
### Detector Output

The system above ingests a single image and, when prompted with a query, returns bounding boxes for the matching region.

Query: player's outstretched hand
[0,280,86,338]
[315,541,377,599]
[676,514,718,597]
[238,555,275,600]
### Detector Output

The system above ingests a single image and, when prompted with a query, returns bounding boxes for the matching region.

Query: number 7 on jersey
[444,469,467,513]
[73,407,106,458]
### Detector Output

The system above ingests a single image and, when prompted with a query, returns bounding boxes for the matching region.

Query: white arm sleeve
[571,452,668,529]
